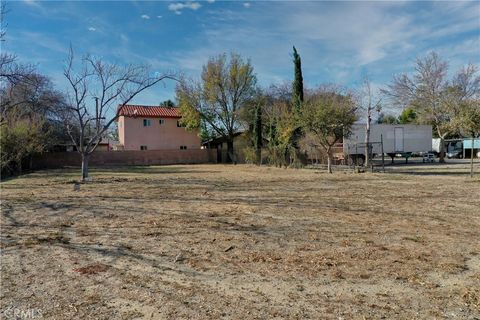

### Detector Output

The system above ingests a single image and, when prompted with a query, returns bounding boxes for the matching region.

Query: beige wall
[118,116,201,151]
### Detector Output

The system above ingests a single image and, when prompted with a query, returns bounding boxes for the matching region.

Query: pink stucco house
[117,105,201,151]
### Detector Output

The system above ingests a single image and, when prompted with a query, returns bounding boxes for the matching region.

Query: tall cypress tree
[291,46,305,164]
[253,102,262,165]
[292,46,304,113]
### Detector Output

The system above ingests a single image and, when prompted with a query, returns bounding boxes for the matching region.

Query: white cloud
[120,33,129,43]
[207,0,215,3]
[157,15,163,19]
[243,3,251,8]
[22,0,41,7]
[17,31,69,54]
[141,14,150,19]
[172,1,480,91]
[168,2,202,15]
[88,27,96,32]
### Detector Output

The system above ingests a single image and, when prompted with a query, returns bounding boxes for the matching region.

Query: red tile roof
[118,105,181,118]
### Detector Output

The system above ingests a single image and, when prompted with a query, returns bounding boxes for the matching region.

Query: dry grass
[1,163,480,319]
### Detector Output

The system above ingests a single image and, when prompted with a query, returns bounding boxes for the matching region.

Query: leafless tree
[0,57,36,127]
[382,52,455,162]
[358,76,381,167]
[1,73,62,123]
[60,48,176,181]
[0,2,36,122]
[450,63,480,102]
[450,64,480,177]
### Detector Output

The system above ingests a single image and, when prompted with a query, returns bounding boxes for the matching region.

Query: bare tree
[382,52,454,162]
[0,2,36,122]
[0,57,36,127]
[60,48,176,181]
[1,73,62,121]
[450,64,480,177]
[358,76,381,167]
[450,63,480,102]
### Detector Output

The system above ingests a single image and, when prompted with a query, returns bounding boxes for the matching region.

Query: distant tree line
[1,2,479,179]
[177,49,357,173]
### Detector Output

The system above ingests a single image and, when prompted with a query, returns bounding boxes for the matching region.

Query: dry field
[1,163,480,319]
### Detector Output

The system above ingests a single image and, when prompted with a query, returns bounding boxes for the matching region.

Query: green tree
[290,46,306,165]
[300,88,357,173]
[292,46,304,113]
[261,84,295,167]
[240,89,265,165]
[252,98,263,164]
[160,99,175,108]
[177,53,256,163]
[377,113,398,124]
[398,107,417,124]
[199,121,215,143]
[240,88,266,165]
[1,116,45,175]
[0,73,64,176]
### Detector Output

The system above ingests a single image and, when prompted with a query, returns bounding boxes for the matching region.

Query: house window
[140,145,148,150]
[180,146,187,150]
[159,119,165,125]
[177,120,185,128]
[143,119,151,127]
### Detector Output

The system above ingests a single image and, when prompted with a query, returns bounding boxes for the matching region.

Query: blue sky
[3,0,480,106]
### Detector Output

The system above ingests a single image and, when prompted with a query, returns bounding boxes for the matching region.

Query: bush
[1,118,45,176]
[242,146,258,164]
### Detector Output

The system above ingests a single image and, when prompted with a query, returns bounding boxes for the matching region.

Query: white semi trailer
[343,124,433,164]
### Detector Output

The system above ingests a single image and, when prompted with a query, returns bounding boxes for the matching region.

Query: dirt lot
[1,164,479,319]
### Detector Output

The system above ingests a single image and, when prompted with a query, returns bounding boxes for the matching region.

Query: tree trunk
[439,137,446,163]
[471,136,474,178]
[254,103,262,166]
[17,159,22,175]
[81,154,89,182]
[365,121,370,167]
[255,147,261,166]
[226,139,235,164]
[327,147,332,174]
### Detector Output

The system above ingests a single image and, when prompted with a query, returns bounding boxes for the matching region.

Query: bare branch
[57,47,177,180]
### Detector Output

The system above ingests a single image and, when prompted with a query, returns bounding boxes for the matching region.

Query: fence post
[381,134,385,173]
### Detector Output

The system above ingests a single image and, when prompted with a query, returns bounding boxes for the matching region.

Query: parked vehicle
[432,139,463,157]
[447,149,463,159]
[423,153,435,163]
[343,124,433,164]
